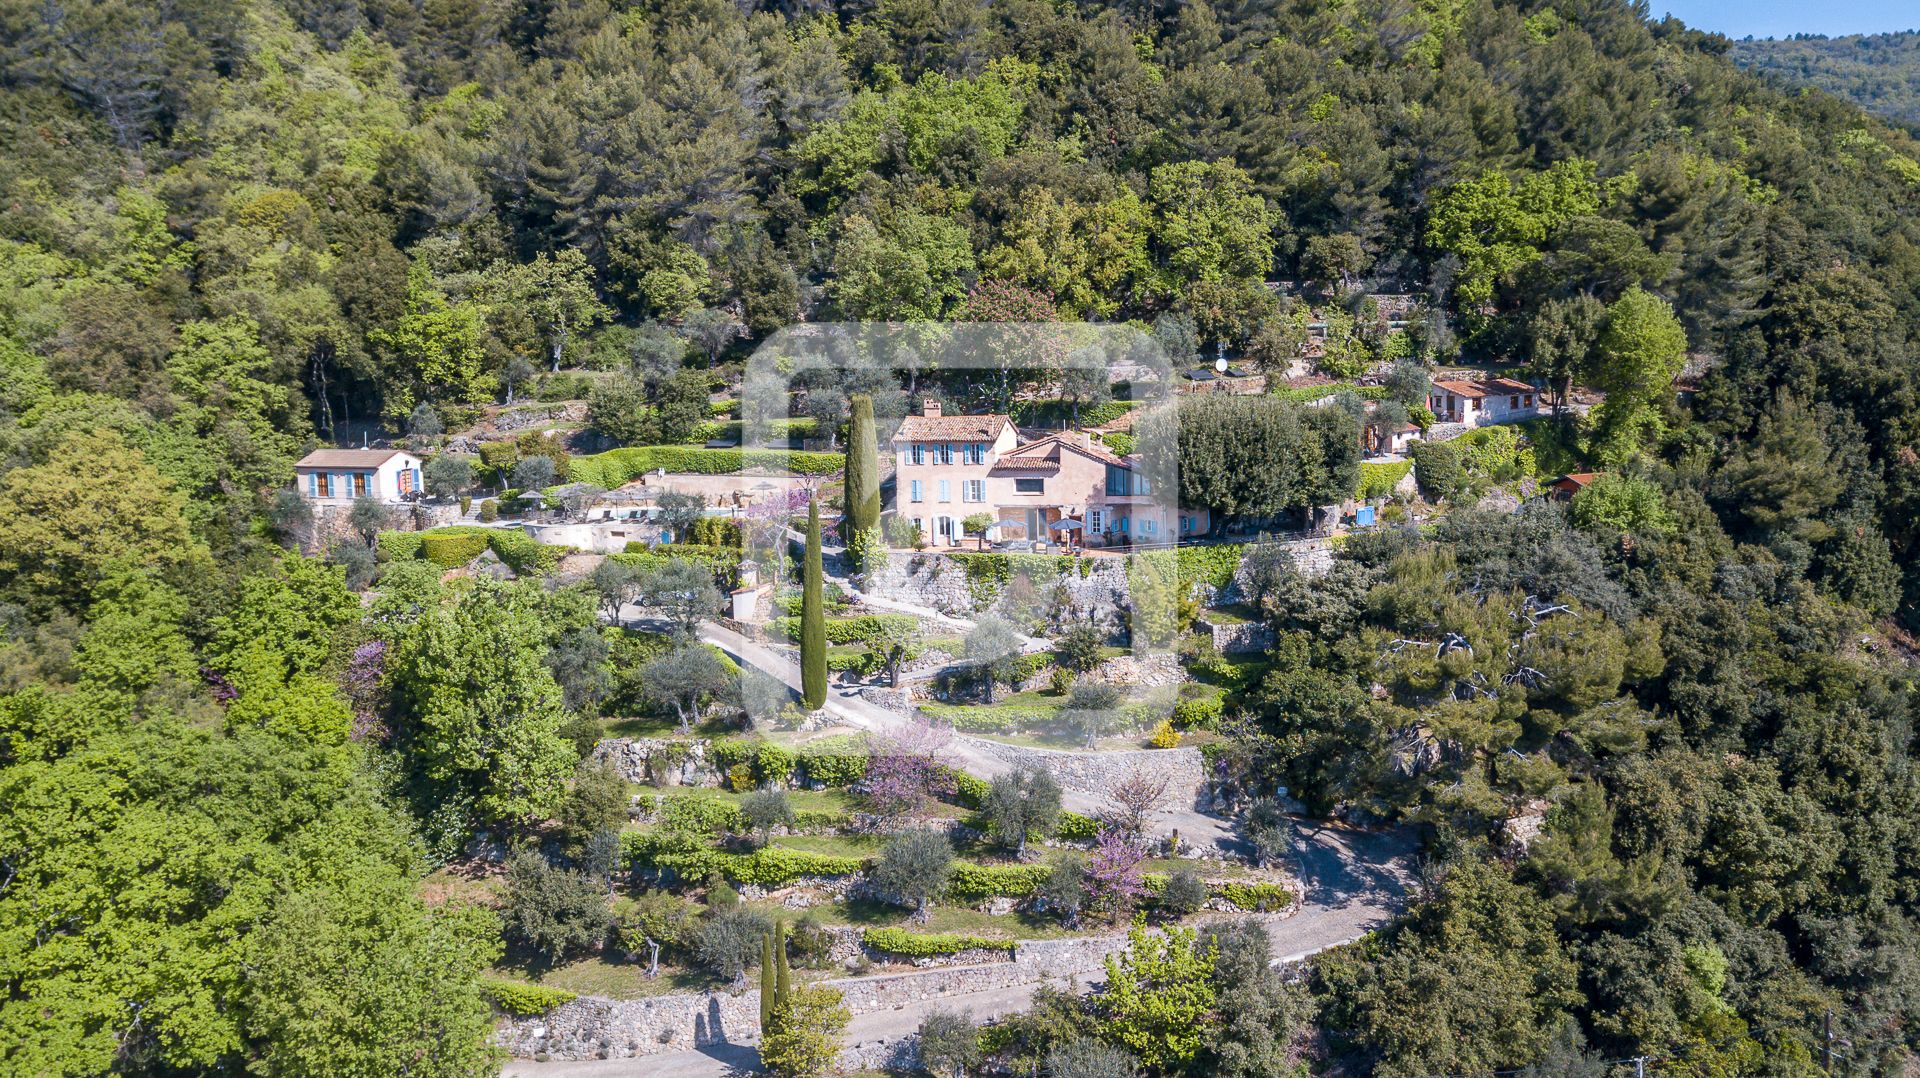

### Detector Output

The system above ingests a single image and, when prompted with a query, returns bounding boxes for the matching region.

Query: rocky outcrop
[592,738,722,787]
[864,552,1134,625]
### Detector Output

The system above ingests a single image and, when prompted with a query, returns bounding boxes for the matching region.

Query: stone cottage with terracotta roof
[1428,377,1541,427]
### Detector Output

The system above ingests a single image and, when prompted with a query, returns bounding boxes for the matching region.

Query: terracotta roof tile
[296,448,413,468]
[892,414,1016,441]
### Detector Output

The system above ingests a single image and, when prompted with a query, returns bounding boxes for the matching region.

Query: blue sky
[1655,0,1918,40]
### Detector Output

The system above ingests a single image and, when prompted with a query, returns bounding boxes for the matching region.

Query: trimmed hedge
[675,417,816,446]
[376,526,560,574]
[1057,811,1099,841]
[770,613,919,647]
[656,794,743,835]
[947,862,1051,901]
[479,978,578,1016]
[918,701,1059,734]
[949,769,991,809]
[568,446,844,487]
[420,531,489,567]
[862,927,1015,958]
[1270,381,1389,403]
[1171,689,1226,730]
[1358,460,1413,499]
[798,742,868,787]
[1215,881,1293,912]
[626,838,869,886]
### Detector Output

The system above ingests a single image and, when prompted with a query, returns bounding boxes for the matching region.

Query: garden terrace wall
[495,915,1297,1062]
[956,736,1208,805]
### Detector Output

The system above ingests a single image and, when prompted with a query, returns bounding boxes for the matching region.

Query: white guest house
[293,448,424,505]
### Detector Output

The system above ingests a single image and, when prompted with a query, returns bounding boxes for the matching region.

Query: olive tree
[984,768,1062,858]
[871,829,953,922]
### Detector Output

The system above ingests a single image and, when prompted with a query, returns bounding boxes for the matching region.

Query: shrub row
[625,836,869,886]
[1358,460,1414,499]
[376,526,560,574]
[478,978,577,1016]
[770,613,919,646]
[918,701,1058,734]
[675,417,816,446]
[568,446,845,487]
[1214,881,1293,912]
[861,927,1016,958]
[1056,811,1100,841]
[1269,382,1389,403]
[947,862,1052,901]
[1171,689,1226,730]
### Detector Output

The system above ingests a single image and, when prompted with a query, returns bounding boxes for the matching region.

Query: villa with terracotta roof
[889,401,1203,548]
[1428,377,1541,427]
[293,448,423,504]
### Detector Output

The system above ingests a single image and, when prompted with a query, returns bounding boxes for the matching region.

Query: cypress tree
[774,919,791,1005]
[759,927,776,1031]
[845,394,881,536]
[801,497,828,711]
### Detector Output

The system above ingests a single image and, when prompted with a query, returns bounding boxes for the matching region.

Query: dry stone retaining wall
[496,912,1294,1062]
[955,736,1206,805]
[865,552,1133,623]
[591,738,723,787]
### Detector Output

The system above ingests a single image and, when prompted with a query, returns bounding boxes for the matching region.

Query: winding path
[500,824,1414,1078]
[551,603,1418,1077]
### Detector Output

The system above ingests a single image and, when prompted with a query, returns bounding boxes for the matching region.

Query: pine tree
[801,498,828,711]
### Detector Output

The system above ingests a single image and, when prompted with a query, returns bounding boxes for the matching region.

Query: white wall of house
[295,451,423,504]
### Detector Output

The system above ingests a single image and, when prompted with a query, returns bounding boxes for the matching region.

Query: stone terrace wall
[868,541,1335,622]
[496,990,758,1061]
[499,935,1141,1061]
[497,911,1298,1062]
[865,552,1133,622]
[591,738,723,787]
[955,737,1207,805]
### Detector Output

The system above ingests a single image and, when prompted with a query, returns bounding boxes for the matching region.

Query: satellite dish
[1214,356,1229,374]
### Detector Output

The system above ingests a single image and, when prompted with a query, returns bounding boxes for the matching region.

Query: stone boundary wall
[1194,617,1274,655]
[956,736,1206,805]
[497,913,1294,1062]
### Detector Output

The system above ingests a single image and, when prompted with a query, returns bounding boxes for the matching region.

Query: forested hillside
[1732,31,1920,130]
[2,1,1918,1076]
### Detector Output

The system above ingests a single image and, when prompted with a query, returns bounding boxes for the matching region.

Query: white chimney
[923,399,942,418]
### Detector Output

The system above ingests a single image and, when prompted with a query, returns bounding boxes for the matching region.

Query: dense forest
[2,0,1919,1076]
[1732,31,1920,131]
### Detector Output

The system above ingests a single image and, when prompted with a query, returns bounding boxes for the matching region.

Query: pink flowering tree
[1086,826,1150,922]
[742,485,815,568]
[342,640,389,743]
[861,715,956,829]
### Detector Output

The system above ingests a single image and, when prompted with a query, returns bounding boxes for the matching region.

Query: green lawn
[754,897,1082,942]
[490,958,715,1001]
[601,713,739,740]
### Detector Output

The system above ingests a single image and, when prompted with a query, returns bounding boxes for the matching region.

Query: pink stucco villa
[889,401,1207,549]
